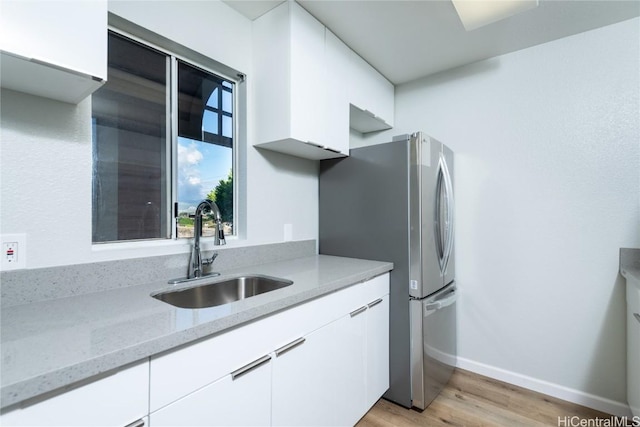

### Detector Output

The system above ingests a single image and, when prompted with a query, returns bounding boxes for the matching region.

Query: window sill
[91,235,241,262]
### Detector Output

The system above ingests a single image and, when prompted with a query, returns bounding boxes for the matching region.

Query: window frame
[93,26,240,244]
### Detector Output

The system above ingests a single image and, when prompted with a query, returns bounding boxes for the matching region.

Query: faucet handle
[203,252,218,266]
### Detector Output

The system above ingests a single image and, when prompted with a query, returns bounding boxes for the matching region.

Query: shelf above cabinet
[350,105,393,134]
[255,139,348,161]
[1,51,105,104]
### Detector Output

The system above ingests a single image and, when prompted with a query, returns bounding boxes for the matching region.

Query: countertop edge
[0,259,393,410]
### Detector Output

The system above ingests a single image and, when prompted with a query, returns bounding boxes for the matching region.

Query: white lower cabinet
[149,358,271,426]
[272,324,339,426]
[272,278,389,427]
[332,309,368,427]
[627,278,640,417]
[270,309,371,426]
[149,273,389,427]
[366,295,390,408]
[0,361,149,427]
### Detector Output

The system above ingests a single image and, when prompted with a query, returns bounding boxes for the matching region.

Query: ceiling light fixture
[451,0,539,31]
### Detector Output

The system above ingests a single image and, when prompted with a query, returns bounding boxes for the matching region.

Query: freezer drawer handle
[231,355,271,380]
[124,419,145,427]
[350,306,367,317]
[424,290,457,313]
[634,313,640,324]
[275,337,306,357]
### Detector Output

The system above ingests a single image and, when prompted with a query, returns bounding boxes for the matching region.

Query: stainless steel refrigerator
[319,132,457,410]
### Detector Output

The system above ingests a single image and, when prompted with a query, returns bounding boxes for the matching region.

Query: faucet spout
[189,199,226,279]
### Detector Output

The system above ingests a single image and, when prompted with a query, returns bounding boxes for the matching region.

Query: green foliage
[178,216,194,226]
[207,170,233,223]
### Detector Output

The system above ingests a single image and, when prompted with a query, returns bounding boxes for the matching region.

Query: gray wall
[381,18,639,414]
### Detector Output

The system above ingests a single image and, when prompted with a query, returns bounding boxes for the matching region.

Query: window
[92,31,236,243]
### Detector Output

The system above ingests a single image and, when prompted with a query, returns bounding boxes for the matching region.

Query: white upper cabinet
[253,1,394,160]
[289,2,327,148]
[348,50,395,133]
[253,1,348,160]
[324,29,351,151]
[0,0,107,104]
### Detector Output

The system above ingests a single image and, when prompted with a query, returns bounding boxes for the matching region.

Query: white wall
[385,18,639,414]
[0,0,319,268]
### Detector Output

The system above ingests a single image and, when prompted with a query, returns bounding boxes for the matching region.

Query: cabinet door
[333,307,368,426]
[252,1,348,160]
[272,326,337,426]
[272,314,366,427]
[0,0,107,103]
[150,357,271,427]
[348,50,394,132]
[366,295,390,408]
[0,361,149,427]
[324,30,350,155]
[289,1,326,146]
[627,280,640,417]
[0,0,106,77]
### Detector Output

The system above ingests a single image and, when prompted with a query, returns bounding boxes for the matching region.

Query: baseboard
[456,357,632,418]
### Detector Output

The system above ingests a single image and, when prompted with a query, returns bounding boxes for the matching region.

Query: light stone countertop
[0,255,393,409]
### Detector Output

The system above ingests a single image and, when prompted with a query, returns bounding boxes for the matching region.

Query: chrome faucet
[189,199,226,279]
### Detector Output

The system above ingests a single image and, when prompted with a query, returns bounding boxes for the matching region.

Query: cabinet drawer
[150,315,278,412]
[361,273,390,305]
[150,361,271,426]
[0,361,149,427]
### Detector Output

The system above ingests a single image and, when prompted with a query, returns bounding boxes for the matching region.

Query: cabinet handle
[368,298,383,309]
[304,141,323,149]
[275,337,306,357]
[634,313,640,324]
[350,306,367,317]
[27,55,104,82]
[231,355,271,381]
[124,420,145,427]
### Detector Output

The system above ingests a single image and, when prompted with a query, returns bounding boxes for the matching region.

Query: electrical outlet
[1,234,26,271]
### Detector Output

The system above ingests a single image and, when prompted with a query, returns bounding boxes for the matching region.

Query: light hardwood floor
[356,369,617,427]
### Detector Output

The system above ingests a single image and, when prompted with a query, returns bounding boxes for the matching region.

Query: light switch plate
[1,234,27,271]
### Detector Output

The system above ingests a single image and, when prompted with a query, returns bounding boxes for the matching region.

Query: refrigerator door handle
[424,289,457,313]
[435,159,446,269]
[435,153,454,273]
[440,153,455,274]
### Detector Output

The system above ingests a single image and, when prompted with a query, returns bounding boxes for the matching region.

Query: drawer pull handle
[634,313,640,324]
[350,306,367,317]
[275,337,306,357]
[368,298,383,308]
[231,355,271,380]
[124,420,145,427]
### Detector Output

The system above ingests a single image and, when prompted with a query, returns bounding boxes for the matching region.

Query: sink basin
[151,274,293,309]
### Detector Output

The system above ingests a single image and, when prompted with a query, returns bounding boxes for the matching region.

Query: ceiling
[224,0,640,85]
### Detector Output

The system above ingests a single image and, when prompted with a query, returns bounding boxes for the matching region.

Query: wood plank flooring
[356,369,617,427]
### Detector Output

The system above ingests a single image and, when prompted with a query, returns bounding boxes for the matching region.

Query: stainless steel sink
[151,274,293,309]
